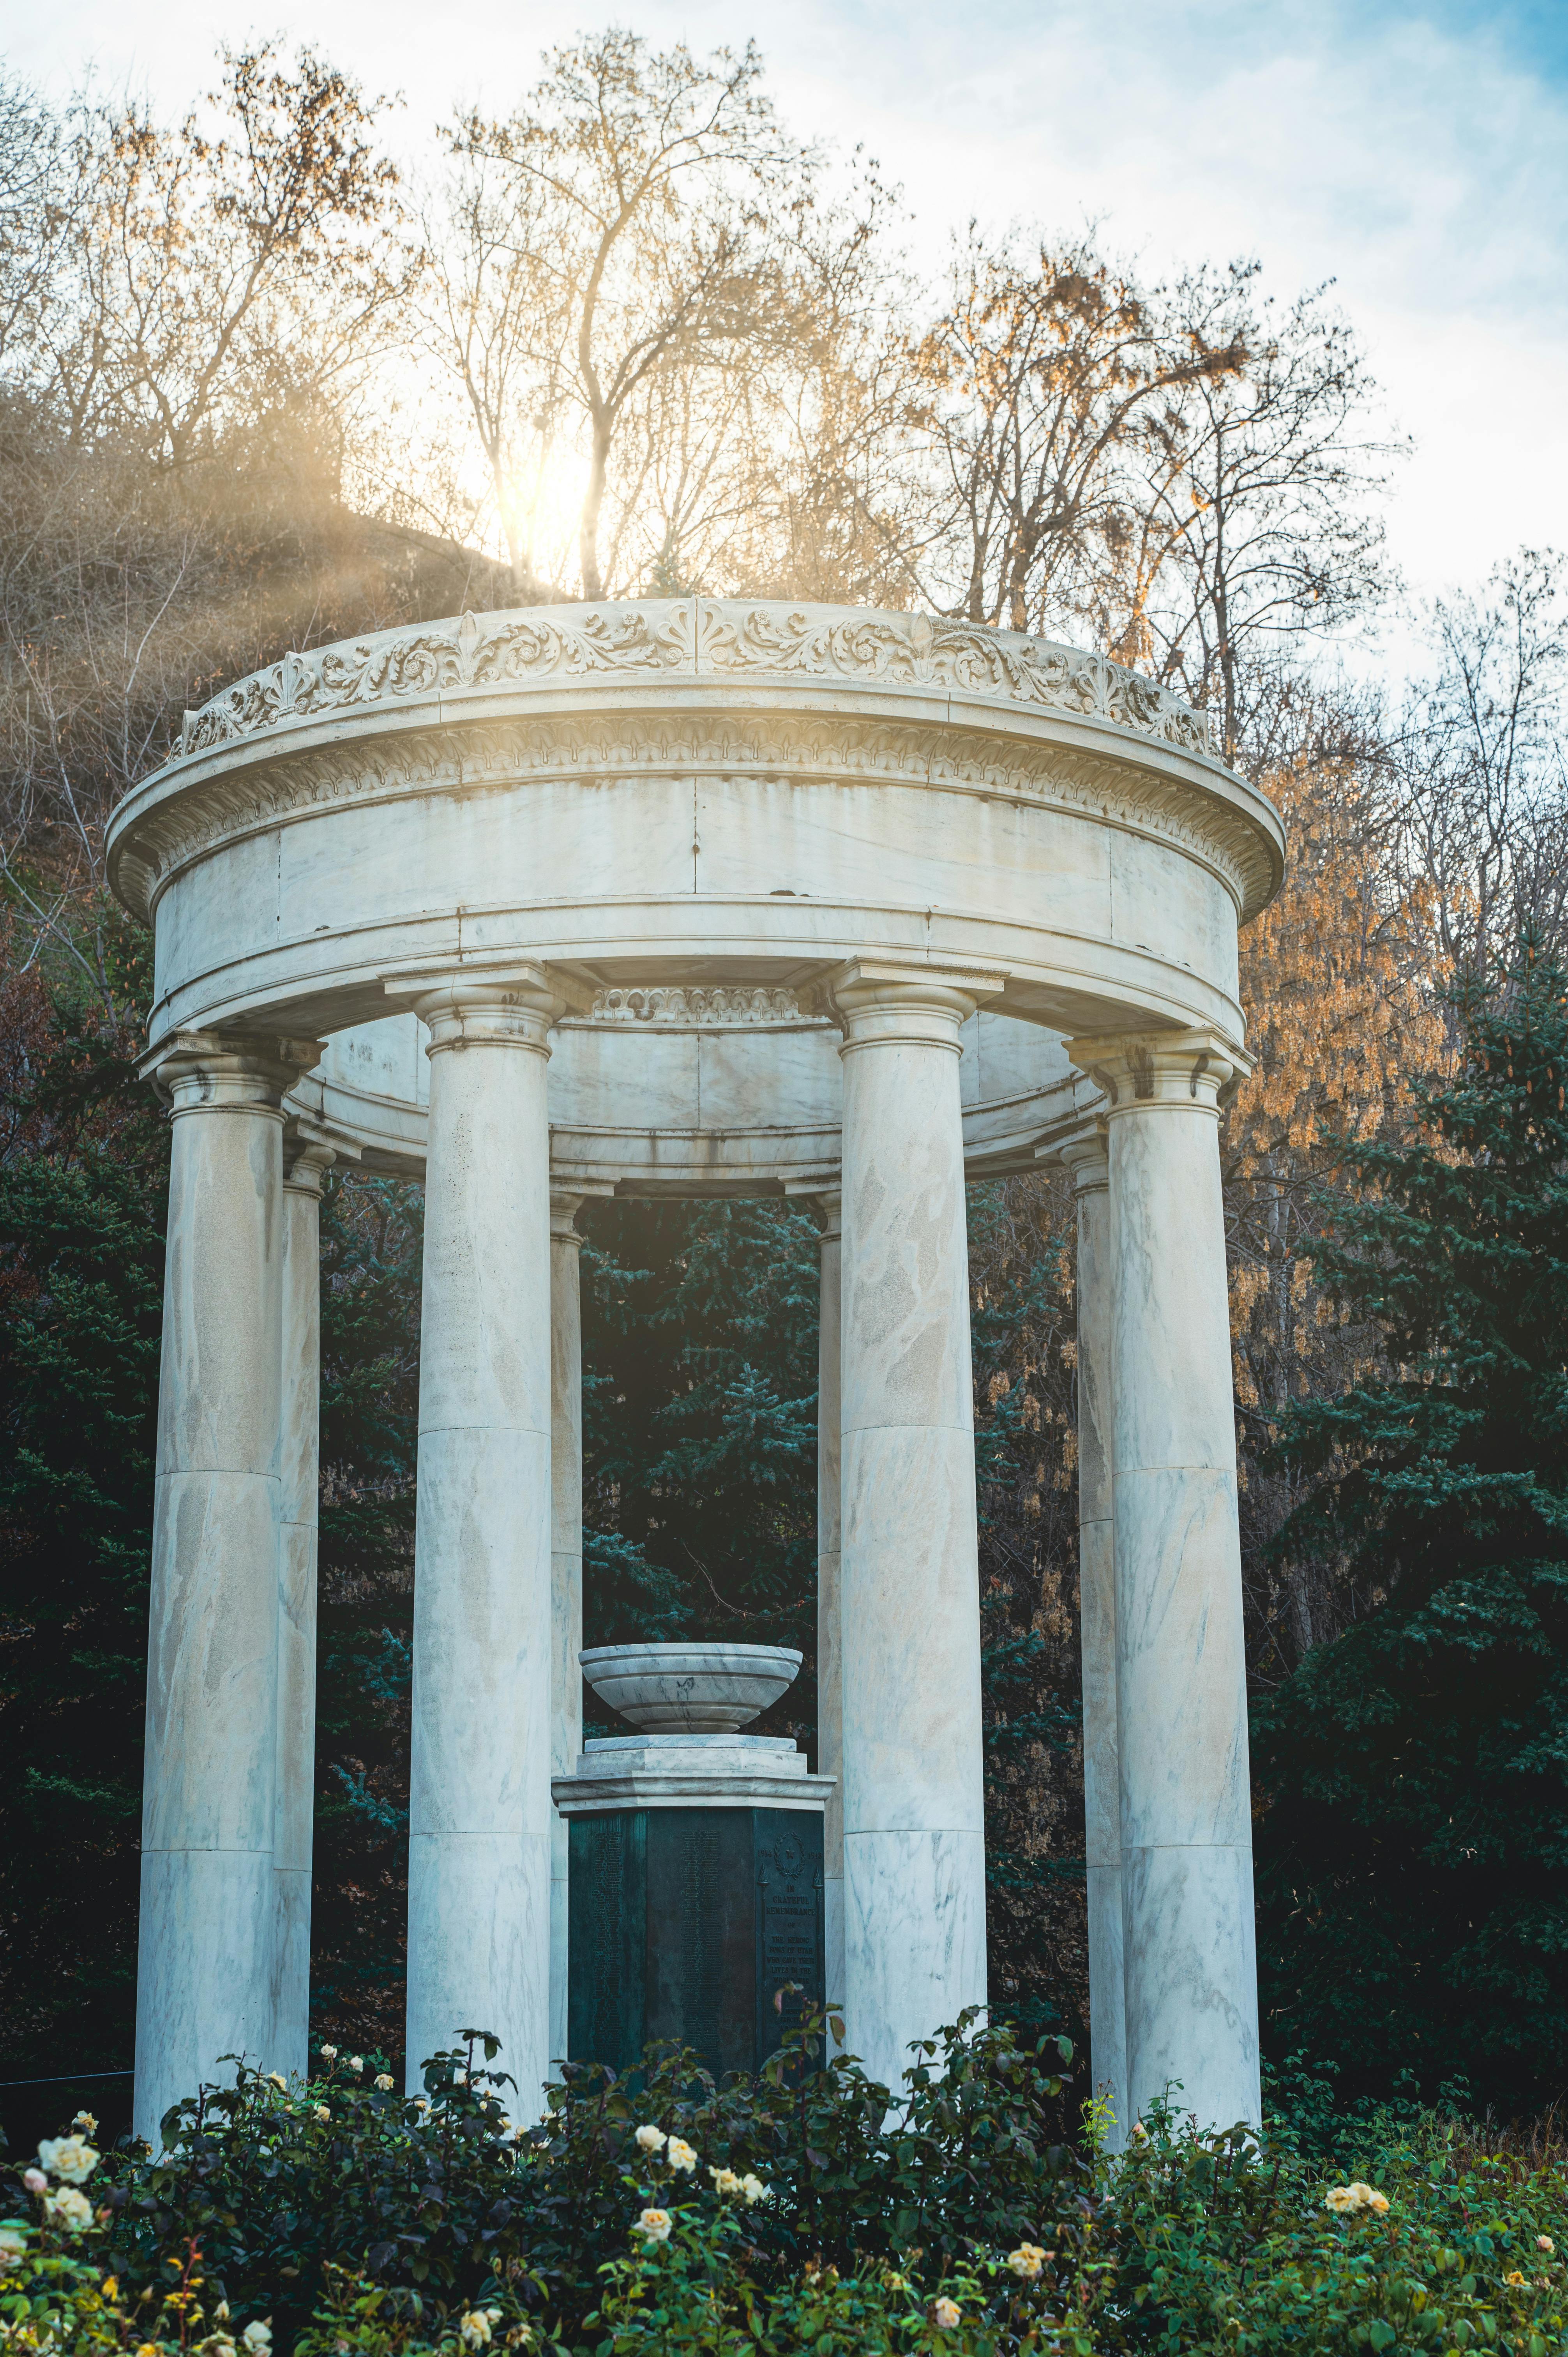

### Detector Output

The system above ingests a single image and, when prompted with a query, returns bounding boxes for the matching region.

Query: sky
[10,0,1568,656]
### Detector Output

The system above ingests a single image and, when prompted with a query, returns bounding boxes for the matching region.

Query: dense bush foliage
[9,2022,1568,2353]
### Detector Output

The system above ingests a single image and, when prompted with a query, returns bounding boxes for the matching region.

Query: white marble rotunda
[106,596,1284,2144]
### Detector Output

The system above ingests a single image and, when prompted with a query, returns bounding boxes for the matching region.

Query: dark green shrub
[68,2015,1074,2348]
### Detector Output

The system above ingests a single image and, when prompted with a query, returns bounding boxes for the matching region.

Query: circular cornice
[106,598,1285,928]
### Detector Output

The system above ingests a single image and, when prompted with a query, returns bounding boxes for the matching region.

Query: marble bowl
[580,1641,803,1734]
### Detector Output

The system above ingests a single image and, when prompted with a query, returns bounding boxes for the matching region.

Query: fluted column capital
[140,1030,321,1117]
[384,962,568,1057]
[1065,1025,1253,1122]
[826,958,1005,1055]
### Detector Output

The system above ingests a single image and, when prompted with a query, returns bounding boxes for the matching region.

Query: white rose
[665,2136,697,2174]
[43,2186,93,2235]
[241,2323,272,2352]
[459,2311,493,2348]
[266,2073,286,2091]
[709,2166,741,2197]
[634,2125,666,2154]
[374,2075,395,2092]
[314,2104,330,2122]
[318,2044,338,2061]
[38,2136,98,2185]
[346,2056,364,2074]
[22,2170,46,2196]
[0,2222,28,2264]
[932,2296,961,2330]
[740,2174,768,2207]
[71,2112,97,2137]
[634,2208,672,2245]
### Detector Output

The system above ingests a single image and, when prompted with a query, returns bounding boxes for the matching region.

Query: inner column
[1059,1124,1127,2144]
[812,1190,844,2025]
[833,959,999,2090]
[548,1189,585,2075]
[1068,1025,1261,2134]
[401,971,560,2107]
[274,1133,334,2083]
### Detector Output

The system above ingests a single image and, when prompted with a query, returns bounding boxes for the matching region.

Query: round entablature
[106,596,1284,1065]
[283,1001,1093,1193]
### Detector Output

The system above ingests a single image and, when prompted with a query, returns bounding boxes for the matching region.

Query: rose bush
[9,2017,1568,2351]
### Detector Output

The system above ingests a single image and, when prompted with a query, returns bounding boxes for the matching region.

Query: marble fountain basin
[581,1641,802,1733]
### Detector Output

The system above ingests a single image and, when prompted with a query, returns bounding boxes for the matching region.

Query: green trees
[0,932,164,2078]
[1253,935,1568,2112]
[578,1196,821,1662]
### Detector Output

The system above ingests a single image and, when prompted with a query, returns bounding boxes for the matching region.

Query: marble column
[812,1191,845,2027]
[272,1134,333,2084]
[1066,1027,1261,2134]
[833,959,1001,2092]
[548,1189,585,2076]
[402,972,560,2110]
[133,1031,315,2143]
[1059,1125,1126,2146]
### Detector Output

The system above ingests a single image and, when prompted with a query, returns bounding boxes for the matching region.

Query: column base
[134,1846,273,2144]
[272,1863,311,2085]
[843,1826,987,2093]
[405,1830,550,2112]
[1123,1841,1260,2134]
[1085,1859,1127,2148]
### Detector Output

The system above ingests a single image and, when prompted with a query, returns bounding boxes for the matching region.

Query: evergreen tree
[577,1196,821,1741]
[0,928,164,2083]
[1254,932,1568,2114]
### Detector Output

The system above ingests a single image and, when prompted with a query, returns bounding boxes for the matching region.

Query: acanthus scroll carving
[171,598,1213,762]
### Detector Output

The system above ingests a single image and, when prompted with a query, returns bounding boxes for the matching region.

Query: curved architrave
[284,1009,1094,1193]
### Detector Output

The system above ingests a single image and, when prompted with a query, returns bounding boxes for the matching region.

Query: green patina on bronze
[568,1808,824,2074]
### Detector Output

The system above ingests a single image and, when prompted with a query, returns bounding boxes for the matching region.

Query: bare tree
[415,144,575,598]
[1131,268,1400,761]
[449,30,809,599]
[14,45,410,471]
[911,230,1242,636]
[1395,548,1568,979]
[0,71,87,380]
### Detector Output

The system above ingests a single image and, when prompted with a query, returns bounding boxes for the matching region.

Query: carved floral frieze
[173,598,1212,762]
[584,984,807,1027]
